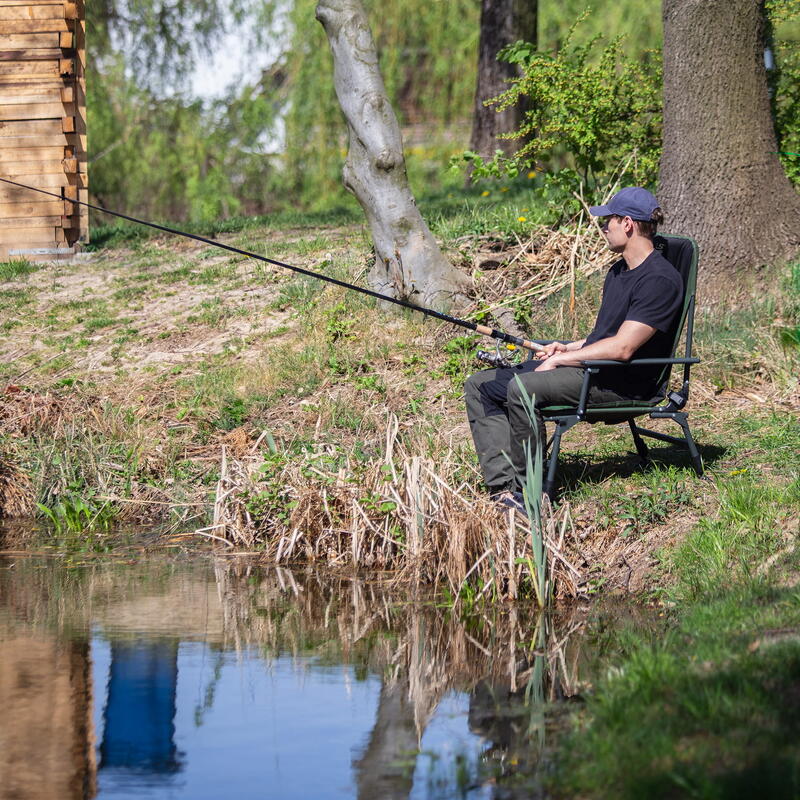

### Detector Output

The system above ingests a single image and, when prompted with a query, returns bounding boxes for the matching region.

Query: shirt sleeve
[626,271,683,332]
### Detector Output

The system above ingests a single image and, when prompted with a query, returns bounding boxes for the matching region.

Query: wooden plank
[59,30,71,48]
[0,132,69,146]
[0,73,67,86]
[61,115,73,132]
[2,226,59,243]
[1,158,71,173]
[0,198,67,216]
[0,214,60,227]
[0,86,62,102]
[58,57,72,74]
[0,47,63,61]
[64,3,77,20]
[0,32,59,47]
[0,182,61,202]
[0,101,71,120]
[0,19,70,33]
[1,172,71,187]
[0,2,65,9]
[0,117,62,135]
[2,247,75,259]
[0,59,61,76]
[0,6,66,21]
[0,146,65,162]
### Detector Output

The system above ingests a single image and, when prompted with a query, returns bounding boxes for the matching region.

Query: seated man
[465,187,684,509]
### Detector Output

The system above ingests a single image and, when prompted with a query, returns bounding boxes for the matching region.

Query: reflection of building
[100,639,180,774]
[0,630,96,800]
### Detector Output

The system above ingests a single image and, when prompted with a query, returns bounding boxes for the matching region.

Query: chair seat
[540,399,662,416]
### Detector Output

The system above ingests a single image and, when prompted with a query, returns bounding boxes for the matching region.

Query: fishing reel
[476,342,523,369]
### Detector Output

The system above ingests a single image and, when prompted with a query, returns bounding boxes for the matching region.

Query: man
[465,186,684,510]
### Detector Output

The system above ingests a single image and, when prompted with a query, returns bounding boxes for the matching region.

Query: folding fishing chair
[538,234,704,498]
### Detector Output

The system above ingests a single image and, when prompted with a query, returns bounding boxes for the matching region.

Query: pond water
[0,554,634,799]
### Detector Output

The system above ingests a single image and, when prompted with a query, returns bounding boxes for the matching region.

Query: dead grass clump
[0,385,71,436]
[468,220,615,330]
[0,452,33,517]
[199,415,583,600]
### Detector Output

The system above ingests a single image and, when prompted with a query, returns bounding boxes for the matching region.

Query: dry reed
[200,413,582,600]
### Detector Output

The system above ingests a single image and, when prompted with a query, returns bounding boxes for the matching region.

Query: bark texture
[659,0,800,299]
[469,0,537,162]
[316,0,470,310]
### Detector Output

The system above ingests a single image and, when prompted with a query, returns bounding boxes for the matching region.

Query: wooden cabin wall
[0,0,87,261]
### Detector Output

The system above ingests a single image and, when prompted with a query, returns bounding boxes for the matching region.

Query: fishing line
[0,176,540,352]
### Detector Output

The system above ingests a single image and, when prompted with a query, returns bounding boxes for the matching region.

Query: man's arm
[534,321,656,372]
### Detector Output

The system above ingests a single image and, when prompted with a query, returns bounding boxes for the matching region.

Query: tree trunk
[315,0,471,311]
[659,0,800,300]
[353,680,417,800]
[469,0,537,163]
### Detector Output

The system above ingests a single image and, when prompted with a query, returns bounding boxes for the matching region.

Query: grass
[0,258,39,281]
[1,195,798,596]
[2,194,800,794]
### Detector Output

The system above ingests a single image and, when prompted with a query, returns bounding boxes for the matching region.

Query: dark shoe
[491,490,529,518]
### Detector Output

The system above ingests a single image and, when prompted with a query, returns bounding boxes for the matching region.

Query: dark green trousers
[464,361,630,492]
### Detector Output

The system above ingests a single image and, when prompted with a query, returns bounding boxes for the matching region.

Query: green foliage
[0,259,38,281]
[513,375,548,608]
[280,0,478,211]
[436,335,479,385]
[458,11,662,213]
[89,60,281,223]
[37,491,115,534]
[770,1,800,185]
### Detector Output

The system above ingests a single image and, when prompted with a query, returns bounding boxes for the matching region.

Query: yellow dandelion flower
[481,190,490,197]
[522,207,529,212]
[527,170,536,179]
[517,216,527,222]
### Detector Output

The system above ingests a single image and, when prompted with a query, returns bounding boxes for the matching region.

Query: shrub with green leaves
[769,0,800,186]
[458,11,662,214]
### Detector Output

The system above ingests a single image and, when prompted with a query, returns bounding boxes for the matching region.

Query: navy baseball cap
[589,187,658,221]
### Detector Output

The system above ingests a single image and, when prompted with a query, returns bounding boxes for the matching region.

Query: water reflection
[99,640,180,777]
[0,556,601,799]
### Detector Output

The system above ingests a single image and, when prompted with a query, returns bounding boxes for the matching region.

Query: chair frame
[535,234,704,498]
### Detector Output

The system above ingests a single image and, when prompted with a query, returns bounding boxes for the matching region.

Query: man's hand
[534,353,563,372]
[534,342,568,359]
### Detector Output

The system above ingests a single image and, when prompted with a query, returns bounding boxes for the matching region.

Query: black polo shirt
[583,250,684,399]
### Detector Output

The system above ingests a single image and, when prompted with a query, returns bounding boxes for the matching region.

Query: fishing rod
[0,177,542,360]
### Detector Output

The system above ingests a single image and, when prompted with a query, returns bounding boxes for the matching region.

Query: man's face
[600,214,630,253]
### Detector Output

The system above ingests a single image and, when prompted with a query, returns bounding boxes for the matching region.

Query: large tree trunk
[659,0,800,301]
[469,0,537,163]
[315,0,470,311]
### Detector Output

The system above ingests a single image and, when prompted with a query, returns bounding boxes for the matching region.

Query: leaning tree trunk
[316,0,471,310]
[659,0,800,301]
[469,0,537,163]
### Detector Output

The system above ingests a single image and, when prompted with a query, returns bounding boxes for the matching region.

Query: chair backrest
[652,233,699,388]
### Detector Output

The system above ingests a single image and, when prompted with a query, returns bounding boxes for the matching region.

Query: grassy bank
[1,195,798,601]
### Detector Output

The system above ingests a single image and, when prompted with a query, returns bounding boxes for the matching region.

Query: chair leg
[628,419,650,463]
[543,418,579,499]
[645,411,705,476]
[673,412,704,476]
[543,426,563,500]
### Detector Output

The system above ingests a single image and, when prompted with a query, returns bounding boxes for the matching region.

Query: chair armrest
[580,357,700,366]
